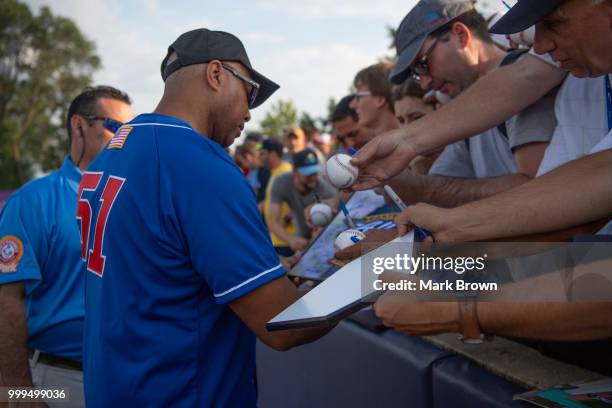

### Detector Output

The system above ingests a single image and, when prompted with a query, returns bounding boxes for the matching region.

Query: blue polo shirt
[0,156,84,361]
[79,114,285,408]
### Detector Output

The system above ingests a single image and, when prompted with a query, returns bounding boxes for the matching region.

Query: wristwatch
[458,298,487,344]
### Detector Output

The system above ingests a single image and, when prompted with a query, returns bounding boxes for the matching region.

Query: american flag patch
[108,126,132,149]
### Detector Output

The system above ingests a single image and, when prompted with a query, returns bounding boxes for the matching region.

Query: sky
[25,0,507,140]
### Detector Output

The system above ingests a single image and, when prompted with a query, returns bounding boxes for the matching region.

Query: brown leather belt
[29,350,82,371]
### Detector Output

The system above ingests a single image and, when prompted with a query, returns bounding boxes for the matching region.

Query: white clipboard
[267,232,416,330]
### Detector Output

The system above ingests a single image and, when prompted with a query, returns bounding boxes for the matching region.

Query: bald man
[76,29,333,408]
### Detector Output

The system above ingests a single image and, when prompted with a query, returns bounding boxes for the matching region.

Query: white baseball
[310,203,333,227]
[325,154,359,189]
[334,229,366,251]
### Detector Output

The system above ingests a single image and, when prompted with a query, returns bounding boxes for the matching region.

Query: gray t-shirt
[270,172,336,238]
[430,58,558,178]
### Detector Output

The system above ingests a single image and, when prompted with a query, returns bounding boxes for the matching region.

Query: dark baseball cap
[292,148,321,176]
[160,28,279,109]
[391,0,476,85]
[490,0,562,34]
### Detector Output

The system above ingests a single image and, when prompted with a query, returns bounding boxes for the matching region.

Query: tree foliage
[0,0,100,188]
[379,25,398,64]
[259,99,298,138]
[258,96,342,138]
[386,25,397,50]
[298,111,317,133]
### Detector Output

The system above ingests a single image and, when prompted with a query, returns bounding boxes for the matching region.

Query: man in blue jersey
[77,29,333,408]
[0,86,134,404]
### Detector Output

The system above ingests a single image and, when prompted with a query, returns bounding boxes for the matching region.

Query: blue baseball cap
[490,0,563,34]
[292,148,321,176]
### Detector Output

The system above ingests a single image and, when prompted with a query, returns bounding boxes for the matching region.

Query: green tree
[379,25,397,63]
[0,0,100,188]
[386,25,397,50]
[323,97,337,128]
[259,99,298,138]
[298,111,317,134]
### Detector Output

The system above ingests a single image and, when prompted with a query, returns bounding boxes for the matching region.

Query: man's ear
[70,115,85,138]
[373,95,387,109]
[452,22,471,49]
[206,60,224,92]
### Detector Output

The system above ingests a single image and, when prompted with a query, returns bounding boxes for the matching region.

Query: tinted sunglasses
[221,64,260,108]
[83,115,124,133]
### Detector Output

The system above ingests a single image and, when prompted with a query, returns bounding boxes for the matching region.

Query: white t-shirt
[536,75,608,176]
[518,52,611,236]
[536,75,610,234]
[430,55,558,179]
[590,128,612,154]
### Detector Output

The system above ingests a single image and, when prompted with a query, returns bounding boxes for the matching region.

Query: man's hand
[395,204,462,243]
[280,251,302,271]
[288,236,309,251]
[350,129,418,190]
[374,290,460,336]
[409,154,439,175]
[303,203,316,229]
[334,229,400,261]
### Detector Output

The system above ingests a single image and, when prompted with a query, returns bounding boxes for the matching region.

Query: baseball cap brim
[249,67,280,109]
[296,165,321,176]
[389,33,427,85]
[490,0,563,34]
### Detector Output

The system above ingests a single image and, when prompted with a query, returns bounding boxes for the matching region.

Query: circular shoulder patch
[0,236,24,273]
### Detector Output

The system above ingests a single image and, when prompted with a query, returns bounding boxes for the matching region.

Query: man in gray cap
[78,29,333,408]
[377,0,557,209]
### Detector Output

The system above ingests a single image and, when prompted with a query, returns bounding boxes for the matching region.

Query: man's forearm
[0,283,32,386]
[392,171,529,208]
[406,55,566,155]
[497,219,608,242]
[479,302,612,341]
[422,174,530,207]
[448,150,612,241]
[267,216,294,245]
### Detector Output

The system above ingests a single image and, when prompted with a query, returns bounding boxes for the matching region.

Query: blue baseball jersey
[79,113,285,408]
[0,157,84,361]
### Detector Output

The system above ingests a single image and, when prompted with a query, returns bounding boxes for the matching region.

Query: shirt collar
[131,113,195,130]
[61,155,83,183]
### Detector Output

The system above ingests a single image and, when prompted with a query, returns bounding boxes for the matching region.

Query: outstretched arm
[351,55,566,190]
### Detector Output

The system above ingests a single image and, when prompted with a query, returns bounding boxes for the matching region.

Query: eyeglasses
[353,91,372,102]
[221,64,260,109]
[412,30,451,79]
[83,115,124,133]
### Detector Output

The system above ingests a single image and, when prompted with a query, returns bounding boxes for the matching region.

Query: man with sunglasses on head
[378,0,558,209]
[0,85,134,405]
[77,29,334,408]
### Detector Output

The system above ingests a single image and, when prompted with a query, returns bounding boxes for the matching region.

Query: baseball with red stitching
[325,154,359,189]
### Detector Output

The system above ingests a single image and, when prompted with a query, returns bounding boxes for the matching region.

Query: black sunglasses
[83,115,124,133]
[221,64,260,108]
[412,29,451,79]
